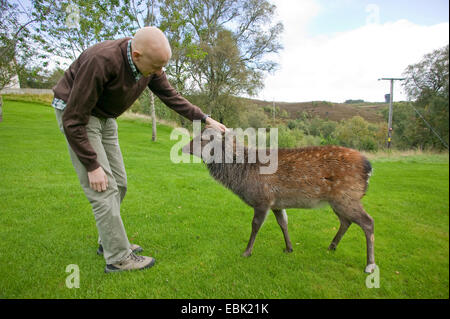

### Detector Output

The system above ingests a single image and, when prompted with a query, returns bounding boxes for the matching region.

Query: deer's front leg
[242,207,269,257]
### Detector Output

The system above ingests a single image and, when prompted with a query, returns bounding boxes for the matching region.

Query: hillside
[1,91,388,124]
[246,98,388,123]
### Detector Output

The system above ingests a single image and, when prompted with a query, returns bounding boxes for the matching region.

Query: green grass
[0,100,448,299]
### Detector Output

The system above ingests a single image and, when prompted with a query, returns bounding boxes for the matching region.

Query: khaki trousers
[55,109,132,264]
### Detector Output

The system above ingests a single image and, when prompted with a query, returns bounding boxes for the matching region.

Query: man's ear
[132,50,142,61]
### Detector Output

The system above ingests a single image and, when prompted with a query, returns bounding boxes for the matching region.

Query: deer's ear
[181,139,194,155]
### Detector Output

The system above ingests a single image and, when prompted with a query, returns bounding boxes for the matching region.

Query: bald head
[131,27,172,77]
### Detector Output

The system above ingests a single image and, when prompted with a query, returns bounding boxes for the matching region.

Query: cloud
[258,1,449,103]
[273,0,321,39]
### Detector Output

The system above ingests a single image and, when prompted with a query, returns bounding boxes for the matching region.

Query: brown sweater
[53,37,206,172]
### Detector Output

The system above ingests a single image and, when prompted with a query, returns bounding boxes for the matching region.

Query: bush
[360,137,378,151]
[287,120,296,130]
[298,134,322,147]
[333,116,384,151]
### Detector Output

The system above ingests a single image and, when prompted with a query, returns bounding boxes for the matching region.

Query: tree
[158,0,283,124]
[159,0,207,93]
[0,0,40,90]
[20,66,65,89]
[33,0,167,141]
[158,0,207,128]
[32,0,137,62]
[1,0,45,122]
[402,45,449,150]
[124,0,160,141]
[403,45,449,102]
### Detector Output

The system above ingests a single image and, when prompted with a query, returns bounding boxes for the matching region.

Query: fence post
[151,91,157,142]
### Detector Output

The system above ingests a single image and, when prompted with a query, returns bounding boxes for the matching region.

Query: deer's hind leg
[273,209,293,253]
[329,199,376,273]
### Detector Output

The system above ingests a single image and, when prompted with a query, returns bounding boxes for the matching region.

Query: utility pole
[378,77,405,149]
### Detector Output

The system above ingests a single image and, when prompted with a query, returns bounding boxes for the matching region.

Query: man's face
[136,54,167,77]
[133,51,167,77]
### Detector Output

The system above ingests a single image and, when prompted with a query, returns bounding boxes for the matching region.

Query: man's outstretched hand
[88,166,108,192]
[205,117,228,132]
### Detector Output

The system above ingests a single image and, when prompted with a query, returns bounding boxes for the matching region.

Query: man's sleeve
[62,56,109,172]
[148,71,207,121]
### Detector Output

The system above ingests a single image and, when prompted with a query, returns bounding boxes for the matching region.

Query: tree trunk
[150,91,157,141]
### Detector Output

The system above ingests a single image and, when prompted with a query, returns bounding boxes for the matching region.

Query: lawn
[0,100,448,299]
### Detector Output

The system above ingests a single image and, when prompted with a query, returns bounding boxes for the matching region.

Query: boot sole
[104,257,156,273]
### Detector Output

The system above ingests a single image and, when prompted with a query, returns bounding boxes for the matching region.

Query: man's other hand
[88,166,108,192]
[205,117,228,133]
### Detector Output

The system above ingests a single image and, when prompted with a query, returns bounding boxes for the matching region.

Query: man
[52,26,227,273]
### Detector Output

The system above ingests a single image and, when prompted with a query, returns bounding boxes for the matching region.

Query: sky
[256,0,449,103]
[14,0,448,103]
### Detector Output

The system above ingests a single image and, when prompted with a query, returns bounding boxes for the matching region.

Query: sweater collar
[127,39,142,82]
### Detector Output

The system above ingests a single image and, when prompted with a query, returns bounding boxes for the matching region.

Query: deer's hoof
[365,263,377,274]
[284,248,293,253]
[242,251,252,257]
[328,243,337,250]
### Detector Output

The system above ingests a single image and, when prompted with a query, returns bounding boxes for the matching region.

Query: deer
[181,127,376,273]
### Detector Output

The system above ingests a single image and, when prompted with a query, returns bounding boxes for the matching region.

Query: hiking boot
[104,253,156,273]
[97,243,143,256]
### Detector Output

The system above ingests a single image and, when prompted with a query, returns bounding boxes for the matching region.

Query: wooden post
[151,91,157,141]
